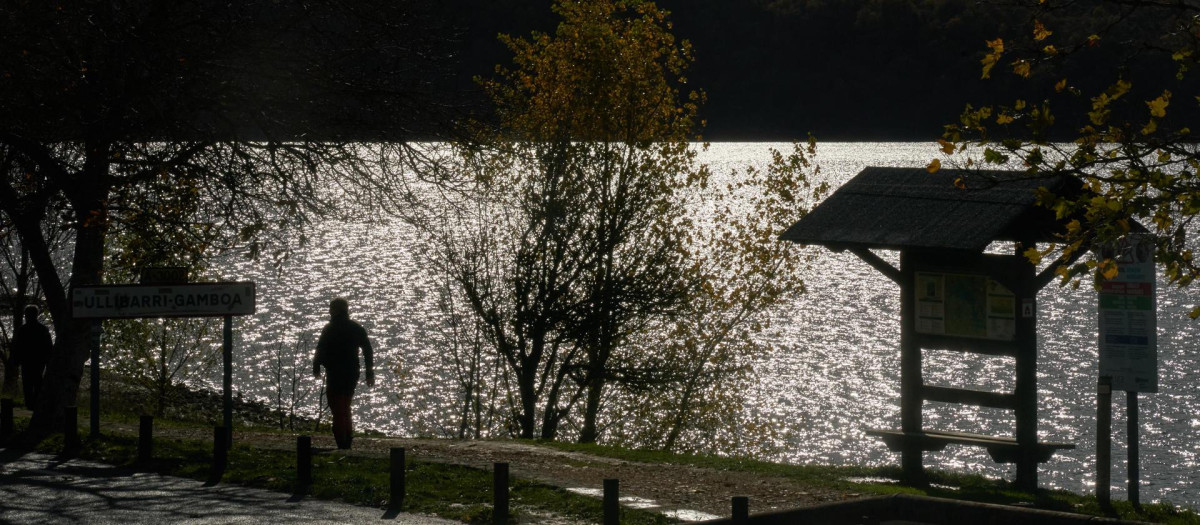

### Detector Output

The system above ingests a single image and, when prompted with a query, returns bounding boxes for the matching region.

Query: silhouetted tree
[426,0,824,445]
[0,0,457,434]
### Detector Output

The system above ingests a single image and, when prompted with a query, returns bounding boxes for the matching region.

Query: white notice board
[72,282,257,319]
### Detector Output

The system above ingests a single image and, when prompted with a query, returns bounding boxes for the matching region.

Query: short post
[603,479,620,525]
[389,447,406,511]
[297,435,312,493]
[64,405,79,449]
[1,398,13,436]
[493,462,509,525]
[732,496,750,525]
[211,425,227,479]
[1097,376,1112,508]
[138,415,154,463]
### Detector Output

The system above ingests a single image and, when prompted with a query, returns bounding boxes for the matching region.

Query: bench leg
[901,445,925,485]
[1015,453,1037,492]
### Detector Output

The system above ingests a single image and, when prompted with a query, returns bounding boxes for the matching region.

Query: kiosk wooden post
[780,167,1093,491]
[897,251,922,482]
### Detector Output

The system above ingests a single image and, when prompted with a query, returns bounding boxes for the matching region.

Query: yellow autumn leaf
[926,159,941,173]
[1147,90,1171,117]
[937,139,955,155]
[981,38,1004,79]
[1142,120,1158,135]
[1087,34,1101,47]
[1054,78,1068,93]
[1033,20,1053,41]
[1012,60,1031,78]
[1043,45,1058,56]
[1190,305,1200,320]
[1101,259,1119,280]
[997,114,1015,125]
[953,177,966,189]
[1023,247,1043,265]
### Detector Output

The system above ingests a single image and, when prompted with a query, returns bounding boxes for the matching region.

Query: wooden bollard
[138,415,154,463]
[64,405,79,449]
[603,479,620,525]
[389,447,406,510]
[297,435,312,493]
[211,425,227,479]
[732,496,749,525]
[493,462,509,525]
[1,398,12,436]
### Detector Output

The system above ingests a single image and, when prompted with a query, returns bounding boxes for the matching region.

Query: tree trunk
[517,363,537,439]
[29,149,109,436]
[29,219,105,434]
[578,364,605,444]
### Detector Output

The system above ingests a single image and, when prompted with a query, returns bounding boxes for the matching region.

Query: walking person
[12,305,52,410]
[313,298,374,449]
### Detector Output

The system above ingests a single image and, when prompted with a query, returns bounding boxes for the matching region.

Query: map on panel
[916,272,1015,341]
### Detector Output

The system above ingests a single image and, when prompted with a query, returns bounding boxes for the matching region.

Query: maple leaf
[981,38,1004,79]
[1012,60,1031,78]
[1146,91,1171,118]
[1033,20,1053,41]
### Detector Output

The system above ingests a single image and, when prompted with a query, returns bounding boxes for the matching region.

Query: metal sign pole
[1128,392,1140,508]
[1097,376,1112,508]
[89,323,102,437]
[223,315,233,450]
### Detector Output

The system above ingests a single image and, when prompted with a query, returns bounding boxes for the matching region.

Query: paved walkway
[0,449,460,524]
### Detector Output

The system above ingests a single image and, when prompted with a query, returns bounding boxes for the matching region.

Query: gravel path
[215,428,862,521]
[19,408,865,523]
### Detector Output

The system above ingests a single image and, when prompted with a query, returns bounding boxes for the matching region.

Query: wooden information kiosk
[780,166,1082,490]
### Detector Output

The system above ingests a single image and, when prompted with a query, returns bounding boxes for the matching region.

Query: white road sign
[72,282,257,319]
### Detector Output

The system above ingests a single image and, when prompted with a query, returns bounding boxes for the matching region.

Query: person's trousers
[328,392,354,449]
[21,363,45,410]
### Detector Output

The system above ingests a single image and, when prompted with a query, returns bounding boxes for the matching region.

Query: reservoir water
[205,142,1200,507]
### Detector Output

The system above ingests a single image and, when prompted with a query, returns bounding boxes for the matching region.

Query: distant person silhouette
[313,298,374,449]
[12,305,52,409]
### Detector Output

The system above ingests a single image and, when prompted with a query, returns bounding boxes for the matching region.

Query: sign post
[223,315,233,450]
[1097,233,1155,507]
[1097,376,1112,508]
[72,282,256,447]
[89,324,102,437]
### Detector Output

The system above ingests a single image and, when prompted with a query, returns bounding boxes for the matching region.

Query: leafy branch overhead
[936,0,1200,318]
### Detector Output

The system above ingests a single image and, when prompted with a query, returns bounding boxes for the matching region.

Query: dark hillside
[440,0,1026,140]
[440,0,1199,141]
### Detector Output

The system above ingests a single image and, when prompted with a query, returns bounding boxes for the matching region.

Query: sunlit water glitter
[201,143,1199,507]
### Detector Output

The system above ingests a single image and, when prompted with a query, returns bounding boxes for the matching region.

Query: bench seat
[866,428,1074,464]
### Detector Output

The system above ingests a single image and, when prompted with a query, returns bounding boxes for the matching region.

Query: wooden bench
[866,429,1074,464]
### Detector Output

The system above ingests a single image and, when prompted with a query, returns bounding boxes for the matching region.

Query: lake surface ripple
[210,142,1200,508]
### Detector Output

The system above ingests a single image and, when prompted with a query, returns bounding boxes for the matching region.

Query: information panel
[1098,233,1157,392]
[72,282,257,319]
[916,271,1016,341]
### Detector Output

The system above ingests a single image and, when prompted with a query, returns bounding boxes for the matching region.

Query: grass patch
[16,420,671,524]
[539,440,1200,524]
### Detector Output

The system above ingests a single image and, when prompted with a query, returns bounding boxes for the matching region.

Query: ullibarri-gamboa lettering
[82,293,245,309]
